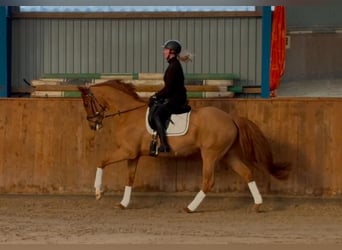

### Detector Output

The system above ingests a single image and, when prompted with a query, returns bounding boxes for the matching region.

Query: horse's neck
[106,92,145,111]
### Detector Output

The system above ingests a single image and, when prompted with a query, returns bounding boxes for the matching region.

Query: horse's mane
[91,80,144,101]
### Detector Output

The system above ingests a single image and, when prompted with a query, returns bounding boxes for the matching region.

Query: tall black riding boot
[154,118,170,153]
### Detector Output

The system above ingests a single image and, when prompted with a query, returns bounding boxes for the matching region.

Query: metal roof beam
[1,0,338,7]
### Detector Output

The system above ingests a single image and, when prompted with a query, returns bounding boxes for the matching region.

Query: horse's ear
[78,86,88,95]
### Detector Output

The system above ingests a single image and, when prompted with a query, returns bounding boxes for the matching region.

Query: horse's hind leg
[226,154,263,212]
[117,158,139,209]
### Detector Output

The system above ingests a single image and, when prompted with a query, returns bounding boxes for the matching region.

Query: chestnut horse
[78,80,290,212]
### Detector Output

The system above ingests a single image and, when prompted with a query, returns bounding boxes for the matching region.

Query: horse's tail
[232,115,291,180]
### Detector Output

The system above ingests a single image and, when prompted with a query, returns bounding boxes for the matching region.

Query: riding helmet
[162,40,182,54]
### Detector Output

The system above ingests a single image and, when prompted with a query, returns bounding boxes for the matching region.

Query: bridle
[83,89,146,130]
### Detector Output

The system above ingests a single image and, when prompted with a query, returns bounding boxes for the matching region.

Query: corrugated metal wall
[286,5,342,31]
[11,16,262,91]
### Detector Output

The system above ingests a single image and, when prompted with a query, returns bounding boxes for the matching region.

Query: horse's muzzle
[87,113,104,131]
[90,123,103,131]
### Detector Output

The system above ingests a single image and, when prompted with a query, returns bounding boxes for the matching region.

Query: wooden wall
[0,98,341,197]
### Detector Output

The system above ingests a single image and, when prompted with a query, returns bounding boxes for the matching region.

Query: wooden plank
[185,73,239,80]
[34,85,80,91]
[204,92,234,98]
[34,79,233,86]
[31,91,81,98]
[204,80,234,86]
[242,87,262,94]
[41,73,240,81]
[33,84,227,92]
[100,74,134,80]
[136,85,224,92]
[122,80,164,85]
[138,73,164,80]
[31,91,63,97]
[43,73,102,79]
[31,83,260,95]
[32,80,63,86]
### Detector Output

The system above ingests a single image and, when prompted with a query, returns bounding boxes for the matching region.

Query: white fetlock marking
[120,186,132,208]
[248,181,263,204]
[94,168,103,195]
[187,190,206,212]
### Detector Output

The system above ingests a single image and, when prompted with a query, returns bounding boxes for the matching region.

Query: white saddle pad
[145,108,191,136]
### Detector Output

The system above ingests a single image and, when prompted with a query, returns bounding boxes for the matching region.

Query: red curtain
[270,6,286,97]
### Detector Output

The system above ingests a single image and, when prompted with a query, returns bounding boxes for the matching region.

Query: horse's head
[79,81,147,131]
[78,86,106,131]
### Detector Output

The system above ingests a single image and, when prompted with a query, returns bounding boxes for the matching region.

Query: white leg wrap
[94,168,103,192]
[120,186,132,208]
[248,181,263,204]
[187,190,206,212]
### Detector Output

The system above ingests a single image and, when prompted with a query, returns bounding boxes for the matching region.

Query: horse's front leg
[94,167,105,200]
[185,151,217,213]
[117,158,139,209]
[93,147,137,201]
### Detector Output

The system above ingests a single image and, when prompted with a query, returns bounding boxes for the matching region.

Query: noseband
[84,92,106,130]
[84,89,146,130]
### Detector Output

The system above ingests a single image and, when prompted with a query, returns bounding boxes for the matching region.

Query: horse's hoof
[183,207,193,213]
[95,190,105,200]
[248,204,262,213]
[115,203,127,209]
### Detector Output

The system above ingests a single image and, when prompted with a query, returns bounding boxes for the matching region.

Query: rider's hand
[148,94,158,107]
[149,94,158,103]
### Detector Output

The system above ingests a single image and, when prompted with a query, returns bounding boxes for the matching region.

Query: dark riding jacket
[155,57,187,111]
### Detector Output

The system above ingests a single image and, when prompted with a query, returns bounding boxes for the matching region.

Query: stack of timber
[29,73,257,98]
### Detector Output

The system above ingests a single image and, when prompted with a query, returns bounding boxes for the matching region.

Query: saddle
[146,102,191,136]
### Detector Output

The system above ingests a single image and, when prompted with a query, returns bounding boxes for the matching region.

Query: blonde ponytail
[178,50,194,63]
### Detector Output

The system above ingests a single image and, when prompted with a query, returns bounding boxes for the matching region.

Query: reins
[104,104,147,118]
[86,90,146,124]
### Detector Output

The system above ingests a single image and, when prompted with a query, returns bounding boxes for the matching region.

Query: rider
[149,40,192,153]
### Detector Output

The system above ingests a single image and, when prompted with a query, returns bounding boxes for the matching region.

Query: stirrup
[149,134,158,156]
